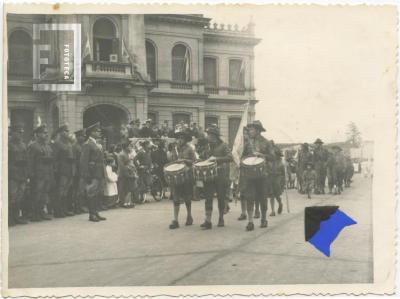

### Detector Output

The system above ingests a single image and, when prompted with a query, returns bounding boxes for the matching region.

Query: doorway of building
[83,104,128,148]
[10,109,34,143]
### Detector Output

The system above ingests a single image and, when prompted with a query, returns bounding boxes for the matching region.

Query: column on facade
[198,106,205,129]
[197,38,204,93]
[128,15,147,77]
[135,97,147,122]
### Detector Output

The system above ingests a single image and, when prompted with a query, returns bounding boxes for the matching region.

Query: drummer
[200,126,232,230]
[169,127,196,229]
[242,120,276,231]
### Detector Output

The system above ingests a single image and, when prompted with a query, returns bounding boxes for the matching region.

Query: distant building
[7,14,260,145]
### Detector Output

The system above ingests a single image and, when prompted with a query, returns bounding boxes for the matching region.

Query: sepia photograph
[2,3,396,296]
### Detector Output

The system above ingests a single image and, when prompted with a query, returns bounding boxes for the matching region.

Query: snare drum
[241,156,266,179]
[164,162,191,186]
[193,160,218,182]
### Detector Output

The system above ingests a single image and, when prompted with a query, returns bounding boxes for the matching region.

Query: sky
[206,5,397,144]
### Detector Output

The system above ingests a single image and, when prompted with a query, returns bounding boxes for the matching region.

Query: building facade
[7,14,260,145]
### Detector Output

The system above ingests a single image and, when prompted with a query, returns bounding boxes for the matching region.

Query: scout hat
[206,126,221,137]
[57,124,69,134]
[174,127,192,142]
[314,138,324,144]
[86,122,101,135]
[34,124,47,134]
[74,129,86,137]
[246,120,266,132]
[11,123,24,133]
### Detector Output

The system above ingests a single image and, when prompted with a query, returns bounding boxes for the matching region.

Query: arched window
[172,113,191,127]
[93,18,118,62]
[146,41,156,82]
[172,44,190,82]
[205,116,218,129]
[8,30,32,77]
[229,59,245,89]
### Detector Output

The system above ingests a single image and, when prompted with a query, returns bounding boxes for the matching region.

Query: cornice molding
[145,14,211,27]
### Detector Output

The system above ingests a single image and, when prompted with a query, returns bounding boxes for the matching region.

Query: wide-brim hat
[10,123,24,133]
[246,120,266,132]
[34,124,47,134]
[57,124,69,134]
[314,138,324,144]
[206,126,221,137]
[175,130,192,142]
[74,129,86,137]
[86,122,101,135]
[332,145,342,151]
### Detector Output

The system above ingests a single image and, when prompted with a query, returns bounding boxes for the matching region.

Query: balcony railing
[171,81,193,90]
[228,87,246,95]
[83,61,133,79]
[205,86,219,94]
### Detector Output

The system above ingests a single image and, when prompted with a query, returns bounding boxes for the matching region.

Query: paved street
[8,174,372,288]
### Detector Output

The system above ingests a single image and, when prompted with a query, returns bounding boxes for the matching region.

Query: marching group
[8,118,355,231]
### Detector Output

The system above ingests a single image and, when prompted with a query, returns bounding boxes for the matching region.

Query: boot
[278,202,283,214]
[217,218,224,227]
[238,214,247,221]
[89,214,99,222]
[246,222,254,231]
[260,220,268,228]
[169,220,179,229]
[200,221,212,230]
[95,213,106,221]
[185,215,193,226]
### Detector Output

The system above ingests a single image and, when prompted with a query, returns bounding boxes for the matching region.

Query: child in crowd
[302,162,316,199]
[104,154,119,208]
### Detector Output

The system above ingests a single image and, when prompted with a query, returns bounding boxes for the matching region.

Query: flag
[82,33,92,61]
[122,39,133,64]
[184,48,190,82]
[230,103,249,183]
[239,60,246,87]
[231,103,249,166]
[305,206,357,257]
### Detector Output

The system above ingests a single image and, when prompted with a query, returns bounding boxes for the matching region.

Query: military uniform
[53,130,75,217]
[80,123,106,222]
[242,121,275,230]
[71,130,86,213]
[28,127,54,221]
[8,127,29,225]
[201,127,232,229]
[312,139,329,194]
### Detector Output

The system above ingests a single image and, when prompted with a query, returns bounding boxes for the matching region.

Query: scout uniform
[297,143,313,194]
[80,122,106,222]
[8,124,29,225]
[200,126,232,229]
[269,148,285,216]
[53,125,75,217]
[242,120,275,231]
[302,163,317,199]
[313,138,329,194]
[28,125,54,221]
[169,129,196,229]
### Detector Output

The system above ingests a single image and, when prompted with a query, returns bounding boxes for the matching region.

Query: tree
[346,122,362,147]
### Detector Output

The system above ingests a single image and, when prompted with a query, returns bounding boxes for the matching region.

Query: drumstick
[284,187,290,213]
